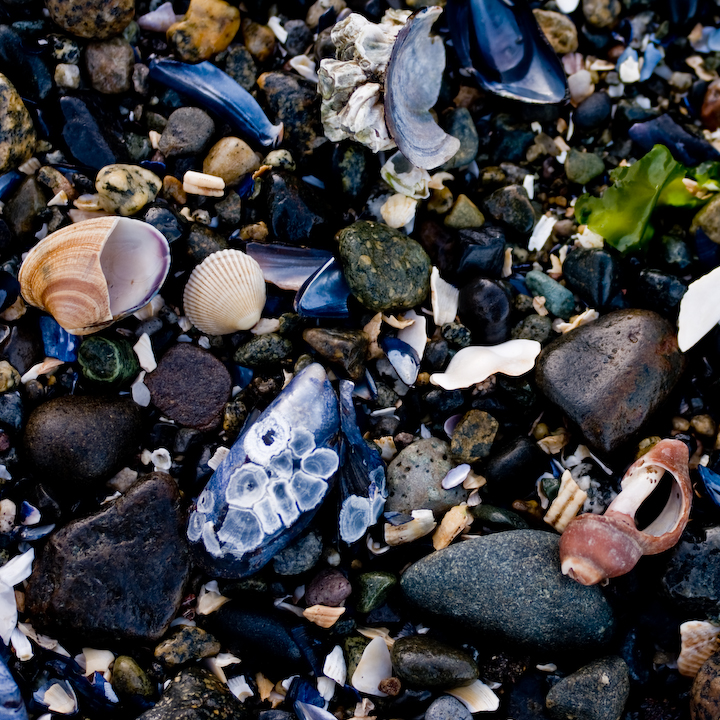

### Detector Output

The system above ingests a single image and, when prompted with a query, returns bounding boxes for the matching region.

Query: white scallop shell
[183,249,266,335]
[678,620,720,678]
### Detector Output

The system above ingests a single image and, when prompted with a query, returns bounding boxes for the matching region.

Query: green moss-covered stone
[356,571,397,614]
[337,221,431,312]
[0,74,35,174]
[96,163,161,216]
[78,336,139,386]
[343,634,370,680]
[233,333,293,368]
[112,655,154,699]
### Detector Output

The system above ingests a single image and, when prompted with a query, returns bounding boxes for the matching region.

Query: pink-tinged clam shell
[560,439,692,586]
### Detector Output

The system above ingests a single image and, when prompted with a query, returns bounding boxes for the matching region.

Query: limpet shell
[183,249,266,335]
[19,216,170,335]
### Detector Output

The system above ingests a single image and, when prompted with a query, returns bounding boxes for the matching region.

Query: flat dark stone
[25,472,190,643]
[391,636,478,689]
[60,96,116,170]
[535,309,685,453]
[146,344,232,431]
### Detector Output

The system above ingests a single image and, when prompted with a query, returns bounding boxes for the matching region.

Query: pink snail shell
[559,438,692,586]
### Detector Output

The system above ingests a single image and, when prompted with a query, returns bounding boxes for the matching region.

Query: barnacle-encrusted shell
[19,216,170,335]
[560,439,692,585]
[183,249,266,335]
[679,620,720,678]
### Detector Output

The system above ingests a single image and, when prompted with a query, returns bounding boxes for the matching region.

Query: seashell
[303,604,346,628]
[137,1,182,32]
[247,242,332,292]
[183,170,225,197]
[148,59,283,147]
[294,258,352,319]
[678,620,720,677]
[543,470,587,533]
[380,336,420,387]
[42,681,77,714]
[384,7,461,169]
[19,217,170,335]
[183,249,266,335]
[352,637,393,697]
[381,152,431,199]
[560,439,692,586]
[447,679,500,713]
[433,504,472,550]
[384,509,436,545]
[81,647,114,679]
[442,464,471,489]
[323,645,347,685]
[430,339,542,390]
[446,0,567,104]
[677,264,720,352]
[431,267,459,326]
[380,193,417,229]
[228,676,253,701]
[397,308,426,361]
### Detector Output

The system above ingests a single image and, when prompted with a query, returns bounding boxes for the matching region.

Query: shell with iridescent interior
[183,249,266,335]
[19,216,170,335]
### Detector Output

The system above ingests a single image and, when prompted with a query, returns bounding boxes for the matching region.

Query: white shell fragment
[448,679,500,713]
[528,214,557,252]
[81,648,115,679]
[323,645,347,686]
[351,637,393,696]
[43,683,77,714]
[228,676,253,702]
[289,55,319,83]
[556,0,580,12]
[678,620,720,677]
[183,249,267,335]
[196,580,231,615]
[381,152,431,199]
[544,470,588,533]
[133,333,157,373]
[442,464,471,489]
[677,264,720,351]
[431,267,459,326]
[430,339,542,390]
[384,509,437,545]
[397,309,427,361]
[380,193,417,228]
[10,626,32,661]
[183,170,225,197]
[137,2,181,31]
[0,548,34,644]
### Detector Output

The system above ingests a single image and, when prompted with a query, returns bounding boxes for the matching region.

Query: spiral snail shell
[559,438,692,586]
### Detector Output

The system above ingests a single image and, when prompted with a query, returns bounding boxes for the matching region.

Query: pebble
[425,695,473,720]
[223,44,257,91]
[401,530,615,653]
[386,437,467,516]
[634,269,686,319]
[167,0,241,63]
[331,143,375,201]
[137,666,244,720]
[78,336,140,386]
[284,19,313,56]
[450,409,499,463]
[203,136,259,185]
[691,651,720,720]
[307,0,346,27]
[483,185,536,235]
[159,108,216,158]
[241,18,276,62]
[144,205,186,243]
[442,108,479,169]
[0,392,22,433]
[582,0,621,27]
[0,361,19,393]
[692,194,720,244]
[525,270,576,320]
[154,626,221,668]
[337,221,432,313]
[536,309,685,453]
[25,472,190,642]
[565,148,605,185]
[512,314,554,343]
[146,344,231,431]
[54,63,80,88]
[186,224,228,263]
[0,74,35,174]
[4,177,45,241]
[545,656,630,720]
[305,568,351,607]
[46,0,134,38]
[60,96,116,170]
[562,248,621,308]
[456,226,506,281]
[23,395,142,488]
[233,333,293,368]
[574,92,613,134]
[303,327,369,381]
[272,529,323,575]
[444,194,485,229]
[356,571,396,614]
[457,278,513,343]
[96,164,162,216]
[85,38,134,94]
[533,9,579,54]
[391,636,479,689]
[112,655,155,701]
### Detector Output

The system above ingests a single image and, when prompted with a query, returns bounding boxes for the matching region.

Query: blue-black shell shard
[295,701,338,720]
[699,465,720,508]
[668,0,698,26]
[384,7,460,170]
[0,655,27,720]
[337,380,386,544]
[188,363,340,578]
[294,258,351,319]
[380,336,421,387]
[247,242,333,292]
[39,316,79,363]
[148,59,283,147]
[0,271,19,314]
[446,0,568,105]
[0,172,22,203]
[629,115,720,166]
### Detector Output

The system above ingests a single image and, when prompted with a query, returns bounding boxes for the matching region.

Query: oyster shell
[19,217,170,335]
[183,249,266,335]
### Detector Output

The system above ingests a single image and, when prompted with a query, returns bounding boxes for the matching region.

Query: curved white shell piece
[677,264,720,352]
[351,637,392,696]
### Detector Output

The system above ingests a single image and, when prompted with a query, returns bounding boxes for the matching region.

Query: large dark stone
[390,636,478,689]
[563,248,622,309]
[23,395,142,488]
[137,666,247,720]
[25,473,190,643]
[535,309,685,453]
[400,530,615,653]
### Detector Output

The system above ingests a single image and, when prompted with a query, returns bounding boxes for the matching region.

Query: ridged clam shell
[183,249,266,335]
[678,620,720,678]
[19,217,170,335]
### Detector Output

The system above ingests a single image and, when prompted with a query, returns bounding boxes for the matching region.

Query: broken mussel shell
[384,7,461,169]
[19,217,170,335]
[148,59,283,147]
[559,439,692,586]
[446,0,568,104]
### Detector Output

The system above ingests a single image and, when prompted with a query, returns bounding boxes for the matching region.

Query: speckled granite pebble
[0,73,35,173]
